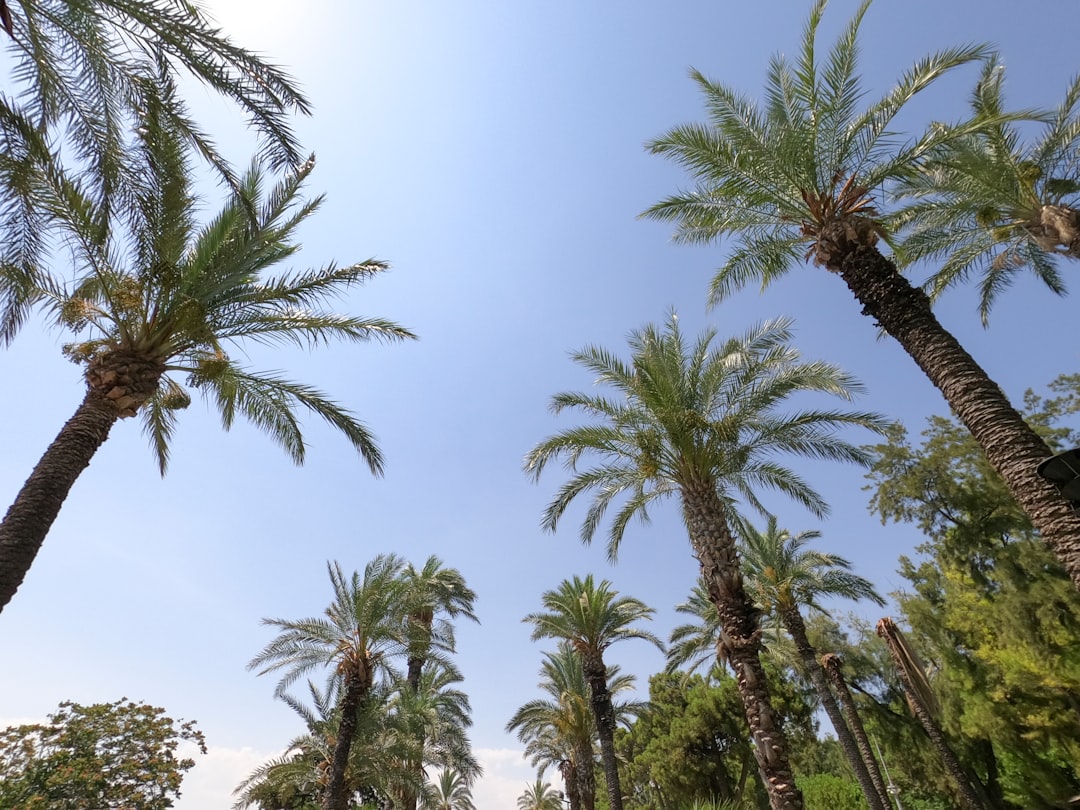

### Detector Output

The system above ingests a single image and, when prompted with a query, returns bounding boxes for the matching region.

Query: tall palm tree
[820,653,886,810]
[248,557,411,810]
[525,314,886,810]
[507,642,643,810]
[645,0,1080,591]
[0,100,414,614]
[876,618,986,810]
[735,516,889,810]
[518,779,564,810]
[524,576,662,810]
[423,768,475,810]
[896,60,1080,323]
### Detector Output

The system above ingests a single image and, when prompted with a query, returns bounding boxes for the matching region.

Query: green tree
[736,515,888,810]
[896,61,1080,322]
[525,314,886,810]
[0,101,414,613]
[0,697,205,810]
[524,576,661,810]
[518,779,564,810]
[644,0,1080,590]
[248,557,410,810]
[795,774,863,810]
[423,768,475,810]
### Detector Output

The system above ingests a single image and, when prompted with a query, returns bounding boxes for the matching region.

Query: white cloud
[472,747,555,810]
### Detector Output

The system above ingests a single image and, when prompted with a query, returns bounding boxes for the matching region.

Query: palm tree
[896,61,1080,323]
[518,779,564,810]
[644,0,1080,591]
[525,314,886,810]
[876,618,986,810]
[667,577,729,678]
[820,653,887,810]
[248,557,411,810]
[524,576,662,810]
[0,101,414,614]
[422,768,475,810]
[735,516,889,810]
[507,642,643,810]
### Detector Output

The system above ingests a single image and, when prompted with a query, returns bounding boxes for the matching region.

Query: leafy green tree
[526,313,886,810]
[644,0,1080,590]
[248,557,411,810]
[518,779,564,810]
[524,576,662,810]
[423,768,475,810]
[896,61,1080,322]
[736,515,888,810]
[0,697,205,809]
[794,774,862,810]
[0,99,414,613]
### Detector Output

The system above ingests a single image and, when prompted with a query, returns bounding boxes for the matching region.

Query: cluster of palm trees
[522,2,1080,808]
[242,554,480,810]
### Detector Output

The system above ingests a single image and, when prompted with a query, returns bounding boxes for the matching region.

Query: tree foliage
[0,698,205,810]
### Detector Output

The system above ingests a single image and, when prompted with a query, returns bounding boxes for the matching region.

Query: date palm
[736,515,888,810]
[525,313,887,810]
[645,0,1080,591]
[423,768,475,810]
[524,576,661,810]
[0,102,414,614]
[896,60,1080,322]
[248,557,411,810]
[518,779,564,810]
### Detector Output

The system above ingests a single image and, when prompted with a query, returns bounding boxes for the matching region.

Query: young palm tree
[896,61,1080,322]
[524,576,662,810]
[0,100,414,614]
[525,314,887,810]
[736,516,889,810]
[248,557,411,810]
[876,618,985,810]
[645,0,1080,590]
[423,768,475,810]
[518,779,564,810]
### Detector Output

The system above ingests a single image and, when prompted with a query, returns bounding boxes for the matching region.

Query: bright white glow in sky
[2,2,1078,808]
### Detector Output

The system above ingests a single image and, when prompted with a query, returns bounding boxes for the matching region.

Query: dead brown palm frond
[876,617,941,718]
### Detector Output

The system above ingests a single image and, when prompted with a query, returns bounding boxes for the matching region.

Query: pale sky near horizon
[2,2,1079,808]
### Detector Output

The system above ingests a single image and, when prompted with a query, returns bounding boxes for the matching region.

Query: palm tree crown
[518,779,564,810]
[896,60,1080,322]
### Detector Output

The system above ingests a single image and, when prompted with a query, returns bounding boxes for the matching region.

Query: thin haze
[1,2,1077,808]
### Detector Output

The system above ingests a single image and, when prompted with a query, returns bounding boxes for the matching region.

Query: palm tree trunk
[830,242,1080,590]
[876,619,985,810]
[0,388,119,613]
[781,609,887,810]
[582,657,624,810]
[820,653,892,810]
[324,675,368,810]
[402,647,426,810]
[573,740,596,810]
[680,478,803,810]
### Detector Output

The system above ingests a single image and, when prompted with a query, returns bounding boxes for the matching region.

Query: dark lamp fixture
[1036,447,1080,508]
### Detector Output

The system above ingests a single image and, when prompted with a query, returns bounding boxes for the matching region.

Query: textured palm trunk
[324,670,371,810]
[582,655,624,810]
[876,619,984,810]
[680,478,803,810]
[820,653,891,809]
[560,760,582,810]
[0,388,119,613]
[828,238,1080,590]
[573,739,596,810]
[402,634,428,810]
[781,609,887,810]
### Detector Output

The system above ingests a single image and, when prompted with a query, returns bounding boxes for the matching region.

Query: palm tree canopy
[248,557,411,700]
[517,779,564,810]
[666,578,728,676]
[733,514,885,617]
[525,312,889,560]
[524,575,663,666]
[401,556,479,661]
[423,768,475,810]
[643,0,989,303]
[19,94,414,474]
[895,60,1080,322]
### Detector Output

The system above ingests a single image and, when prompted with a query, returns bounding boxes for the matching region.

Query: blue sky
[2,1,1078,807]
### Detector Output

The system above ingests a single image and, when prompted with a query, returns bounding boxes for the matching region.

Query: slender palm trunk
[582,656,624,810]
[680,478,803,810]
[573,739,596,810]
[820,653,892,809]
[829,240,1080,589]
[325,673,370,810]
[0,388,119,613]
[402,636,427,810]
[876,619,984,810]
[781,609,887,810]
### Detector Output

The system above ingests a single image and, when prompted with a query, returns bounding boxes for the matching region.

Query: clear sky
[1,1,1078,808]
